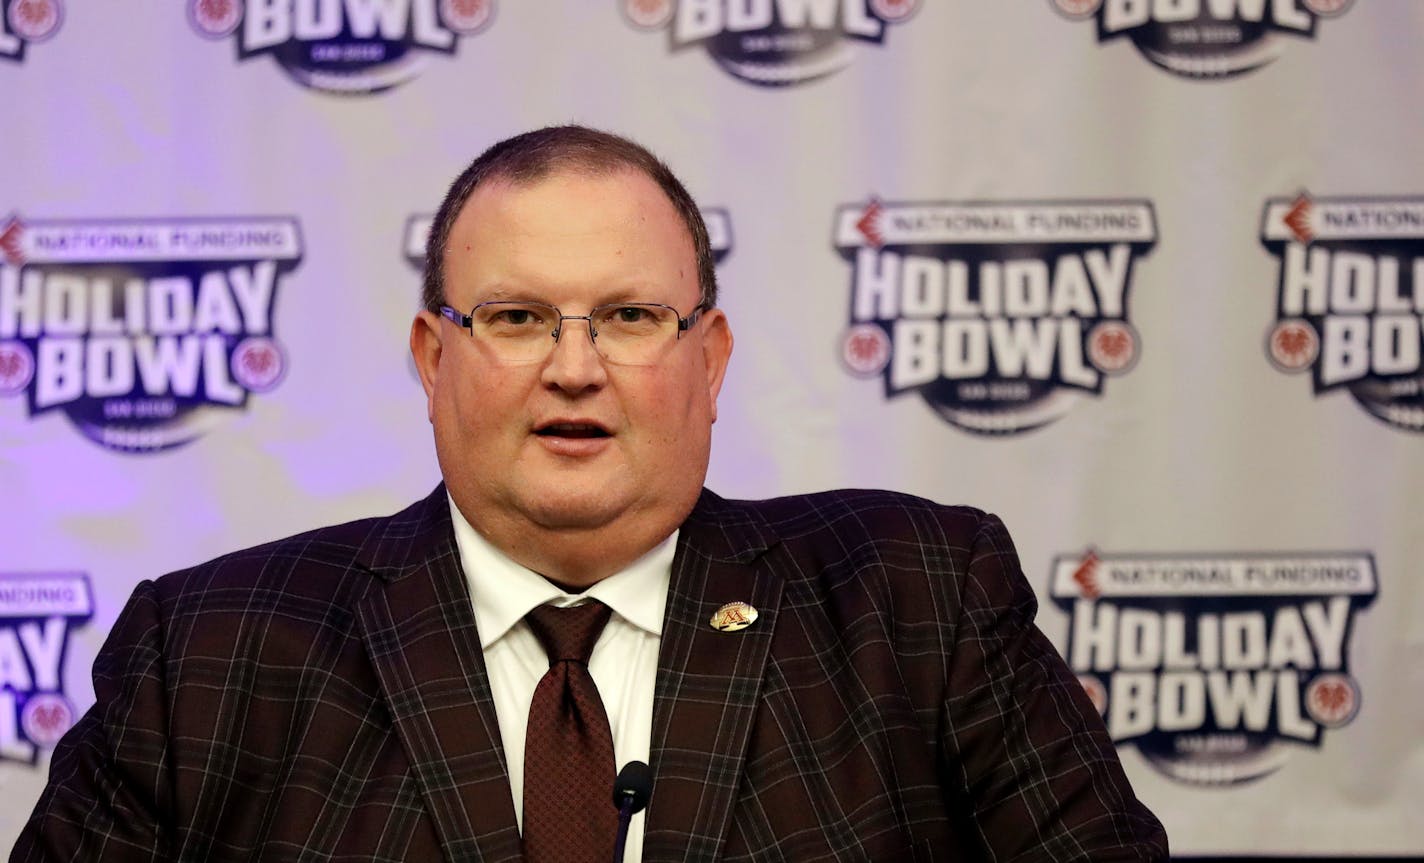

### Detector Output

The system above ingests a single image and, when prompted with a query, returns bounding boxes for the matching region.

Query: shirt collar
[448,495,674,649]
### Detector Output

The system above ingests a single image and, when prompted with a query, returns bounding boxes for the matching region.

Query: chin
[521,489,630,531]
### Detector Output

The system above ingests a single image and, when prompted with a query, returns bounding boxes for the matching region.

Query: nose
[540,316,608,393]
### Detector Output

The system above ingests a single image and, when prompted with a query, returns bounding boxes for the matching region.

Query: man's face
[412,167,732,549]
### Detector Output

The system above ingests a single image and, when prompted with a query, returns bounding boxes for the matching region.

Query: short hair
[422,125,717,314]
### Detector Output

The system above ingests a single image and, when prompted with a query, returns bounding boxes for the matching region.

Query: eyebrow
[471,284,670,307]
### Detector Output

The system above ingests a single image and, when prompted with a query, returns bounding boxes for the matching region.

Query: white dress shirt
[448,497,672,863]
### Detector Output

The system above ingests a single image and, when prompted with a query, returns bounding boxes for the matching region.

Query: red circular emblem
[7,0,62,42]
[1305,673,1359,728]
[1266,319,1319,373]
[21,693,74,748]
[622,0,672,29]
[841,324,891,377]
[1051,0,1103,19]
[1087,321,1138,375]
[870,0,919,23]
[1077,675,1107,716]
[0,341,36,395]
[231,337,286,393]
[440,0,495,34]
[187,0,241,39]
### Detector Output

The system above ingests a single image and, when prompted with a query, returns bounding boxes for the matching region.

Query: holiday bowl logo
[189,0,496,94]
[0,573,92,765]
[1050,550,1376,786]
[0,216,302,452]
[835,198,1156,434]
[1261,194,1424,432]
[1,0,64,62]
[1050,0,1356,79]
[621,0,920,87]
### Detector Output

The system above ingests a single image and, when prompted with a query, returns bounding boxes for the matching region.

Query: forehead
[443,167,697,304]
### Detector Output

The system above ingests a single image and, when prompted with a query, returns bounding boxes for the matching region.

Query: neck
[457,503,686,589]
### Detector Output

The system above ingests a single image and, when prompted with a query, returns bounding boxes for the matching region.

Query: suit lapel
[645,491,782,862]
[355,487,524,863]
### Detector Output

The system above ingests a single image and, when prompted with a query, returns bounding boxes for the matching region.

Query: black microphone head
[611,760,653,814]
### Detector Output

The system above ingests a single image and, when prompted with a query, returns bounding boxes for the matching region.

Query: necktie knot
[526,601,612,665]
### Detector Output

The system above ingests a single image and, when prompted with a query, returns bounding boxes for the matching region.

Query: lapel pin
[710,601,758,632]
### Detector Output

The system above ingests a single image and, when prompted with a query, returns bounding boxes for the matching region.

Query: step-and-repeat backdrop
[3,1,1421,856]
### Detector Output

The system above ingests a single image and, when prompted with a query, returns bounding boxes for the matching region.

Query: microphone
[611,760,653,863]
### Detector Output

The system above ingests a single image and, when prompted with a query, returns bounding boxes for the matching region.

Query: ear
[410,310,443,423]
[698,308,733,423]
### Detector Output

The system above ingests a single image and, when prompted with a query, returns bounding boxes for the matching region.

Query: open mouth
[534,422,611,439]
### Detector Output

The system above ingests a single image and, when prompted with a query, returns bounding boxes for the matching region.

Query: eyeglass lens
[469,302,683,366]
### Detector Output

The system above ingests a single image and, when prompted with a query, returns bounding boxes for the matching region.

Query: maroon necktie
[523,601,618,863]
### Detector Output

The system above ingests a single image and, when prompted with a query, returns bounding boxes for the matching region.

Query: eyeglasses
[439,300,707,366]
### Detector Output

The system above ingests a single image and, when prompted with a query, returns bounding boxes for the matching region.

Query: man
[15,126,1167,861]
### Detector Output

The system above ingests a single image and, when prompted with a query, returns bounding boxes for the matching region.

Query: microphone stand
[612,794,636,863]
[611,760,652,863]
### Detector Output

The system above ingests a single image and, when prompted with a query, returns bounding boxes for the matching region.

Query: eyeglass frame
[438,299,708,362]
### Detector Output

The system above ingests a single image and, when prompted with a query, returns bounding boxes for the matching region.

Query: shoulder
[136,490,449,646]
[690,488,1019,611]
[704,487,995,553]
[153,514,385,605]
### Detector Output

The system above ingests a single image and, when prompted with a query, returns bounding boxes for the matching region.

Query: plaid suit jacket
[15,485,1166,862]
